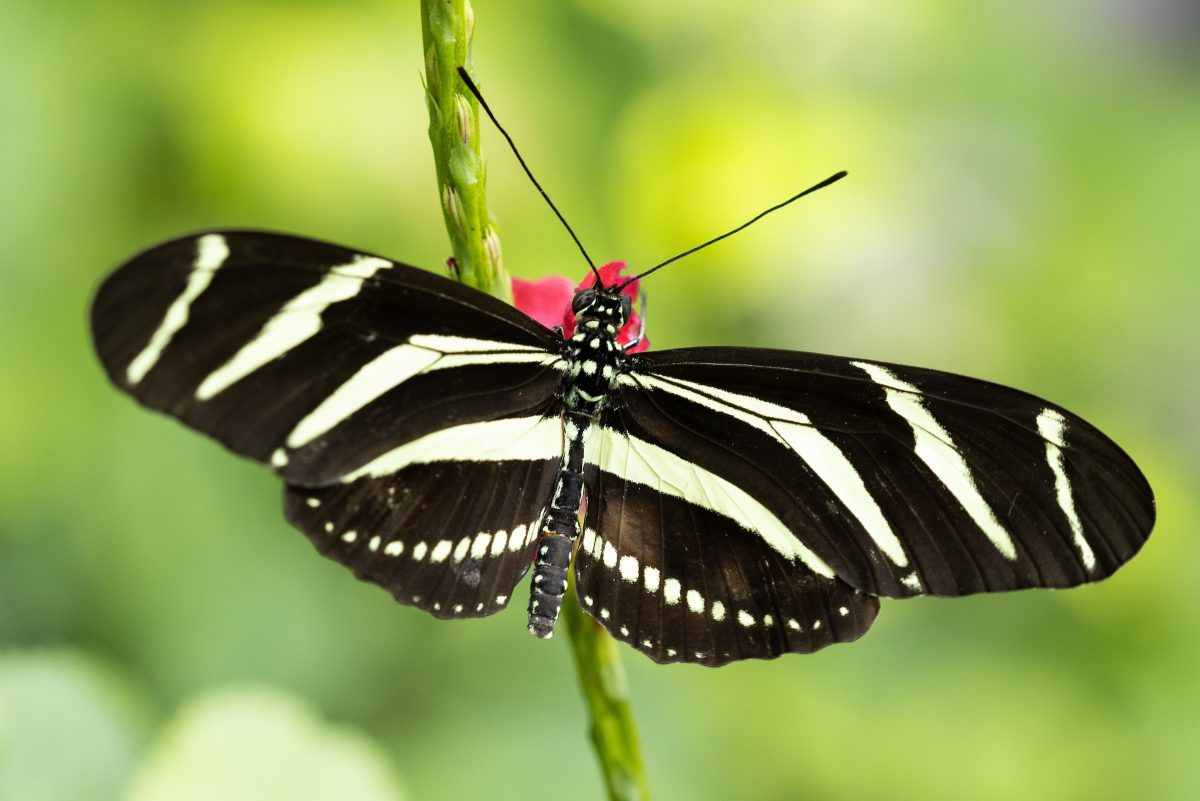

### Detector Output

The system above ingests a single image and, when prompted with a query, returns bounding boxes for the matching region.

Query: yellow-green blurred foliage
[1,2,1196,800]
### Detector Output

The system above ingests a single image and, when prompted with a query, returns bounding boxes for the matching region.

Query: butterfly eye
[619,294,632,321]
[571,289,596,314]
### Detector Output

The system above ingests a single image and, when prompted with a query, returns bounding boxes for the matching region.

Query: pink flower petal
[511,263,650,352]
[511,275,575,330]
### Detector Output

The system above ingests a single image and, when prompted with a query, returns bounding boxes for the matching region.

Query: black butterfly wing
[577,448,880,666]
[594,346,1152,603]
[284,445,558,619]
[91,230,566,617]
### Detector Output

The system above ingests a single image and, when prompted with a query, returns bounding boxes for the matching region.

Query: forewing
[616,346,1154,599]
[90,230,564,486]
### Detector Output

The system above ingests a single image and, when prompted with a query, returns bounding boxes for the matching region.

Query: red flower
[512,261,649,353]
[510,274,575,330]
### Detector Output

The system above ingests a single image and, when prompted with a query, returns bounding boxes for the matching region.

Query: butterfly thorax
[561,288,631,418]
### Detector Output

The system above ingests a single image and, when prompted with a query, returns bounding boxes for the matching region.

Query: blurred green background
[2,1,1197,799]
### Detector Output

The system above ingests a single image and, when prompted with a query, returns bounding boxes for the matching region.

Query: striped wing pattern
[591,347,1153,605]
[91,231,566,618]
[285,457,557,618]
[92,231,1155,664]
[577,461,879,666]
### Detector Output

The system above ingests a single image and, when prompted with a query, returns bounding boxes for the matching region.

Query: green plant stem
[421,0,511,300]
[419,4,650,798]
[563,570,652,801]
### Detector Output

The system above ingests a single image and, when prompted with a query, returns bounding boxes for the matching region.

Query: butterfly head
[571,287,632,328]
[512,261,647,351]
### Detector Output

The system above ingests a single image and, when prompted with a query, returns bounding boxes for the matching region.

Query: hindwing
[577,438,879,666]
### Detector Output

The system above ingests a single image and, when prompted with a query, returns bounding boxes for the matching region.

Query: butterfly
[89,225,1154,666]
[89,71,1154,666]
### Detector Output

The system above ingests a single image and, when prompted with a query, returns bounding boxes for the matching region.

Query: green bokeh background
[2,2,1196,799]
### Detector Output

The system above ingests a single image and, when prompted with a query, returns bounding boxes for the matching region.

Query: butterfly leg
[528,413,593,637]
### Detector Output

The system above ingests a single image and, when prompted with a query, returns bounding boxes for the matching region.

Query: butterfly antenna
[456,67,601,285]
[617,171,848,289]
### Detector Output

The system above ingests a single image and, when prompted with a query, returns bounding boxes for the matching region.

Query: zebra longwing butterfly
[90,224,1154,666]
[90,71,1153,666]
